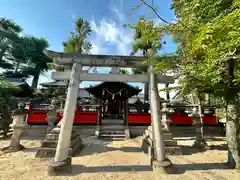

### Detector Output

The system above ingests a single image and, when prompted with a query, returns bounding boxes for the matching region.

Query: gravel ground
[0,136,239,180]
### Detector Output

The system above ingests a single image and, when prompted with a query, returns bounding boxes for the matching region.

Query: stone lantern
[46,99,58,133]
[161,103,173,131]
[1,103,27,152]
[190,106,207,149]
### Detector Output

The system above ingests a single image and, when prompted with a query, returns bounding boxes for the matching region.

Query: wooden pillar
[144,83,149,102]
[51,63,81,171]
[165,84,170,101]
[97,99,102,125]
[124,99,128,126]
[149,64,172,173]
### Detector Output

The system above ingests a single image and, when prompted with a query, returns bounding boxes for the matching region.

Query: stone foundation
[141,126,182,164]
[35,127,83,158]
[23,125,225,139]
[47,157,72,176]
[152,158,174,174]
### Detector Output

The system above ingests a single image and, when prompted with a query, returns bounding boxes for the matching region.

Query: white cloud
[111,8,125,22]
[89,5,134,56]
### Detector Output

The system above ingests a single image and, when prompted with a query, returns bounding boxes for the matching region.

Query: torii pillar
[48,63,81,175]
[149,65,173,174]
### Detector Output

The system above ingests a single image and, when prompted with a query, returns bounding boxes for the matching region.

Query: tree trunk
[14,62,20,72]
[1,105,12,138]
[144,83,149,102]
[198,101,204,141]
[0,45,8,61]
[31,71,40,89]
[226,104,240,169]
[165,84,170,101]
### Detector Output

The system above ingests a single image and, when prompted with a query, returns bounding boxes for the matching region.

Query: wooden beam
[45,50,179,68]
[51,71,175,84]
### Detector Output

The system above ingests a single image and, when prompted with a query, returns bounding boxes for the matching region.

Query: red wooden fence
[26,104,217,125]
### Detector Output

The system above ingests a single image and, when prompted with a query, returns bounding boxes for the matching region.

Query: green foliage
[0,17,52,89]
[125,17,176,75]
[0,78,19,106]
[132,66,148,74]
[0,18,23,70]
[20,36,52,88]
[47,62,66,71]
[0,18,22,35]
[35,87,66,100]
[48,18,92,72]
[63,18,92,54]
[168,0,240,103]
[119,69,129,75]
[130,0,240,106]
[126,17,164,56]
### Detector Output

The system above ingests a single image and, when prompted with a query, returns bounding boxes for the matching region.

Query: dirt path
[0,137,239,180]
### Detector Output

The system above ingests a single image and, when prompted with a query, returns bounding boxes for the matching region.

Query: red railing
[26,104,217,125]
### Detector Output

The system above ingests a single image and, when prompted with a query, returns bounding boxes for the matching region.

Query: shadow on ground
[54,162,231,176]
[174,162,231,171]
[174,137,226,141]
[76,142,143,157]
[180,144,228,155]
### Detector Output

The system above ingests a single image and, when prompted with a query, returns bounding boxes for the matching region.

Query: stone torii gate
[46,50,176,175]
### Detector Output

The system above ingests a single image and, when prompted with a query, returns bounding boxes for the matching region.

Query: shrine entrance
[45,50,176,175]
[104,99,123,119]
[85,81,141,126]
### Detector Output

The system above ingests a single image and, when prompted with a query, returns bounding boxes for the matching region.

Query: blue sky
[0,0,178,96]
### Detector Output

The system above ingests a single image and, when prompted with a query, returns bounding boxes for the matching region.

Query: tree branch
[140,0,191,31]
[141,0,170,24]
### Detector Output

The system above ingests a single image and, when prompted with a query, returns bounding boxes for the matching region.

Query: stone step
[165,146,182,155]
[100,125,126,130]
[41,135,81,148]
[35,139,83,158]
[143,137,177,147]
[146,132,173,140]
[100,134,126,138]
[164,140,178,146]
[141,143,182,156]
[99,132,127,140]
[36,147,63,158]
[100,137,127,141]
[46,132,78,141]
[101,119,124,125]
[100,130,126,135]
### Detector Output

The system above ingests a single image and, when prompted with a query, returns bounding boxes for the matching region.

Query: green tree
[119,69,129,75]
[0,18,23,70]
[0,77,19,138]
[63,18,91,54]
[22,36,52,89]
[170,0,240,168]
[126,18,162,102]
[132,0,240,169]
[126,17,176,102]
[48,17,92,71]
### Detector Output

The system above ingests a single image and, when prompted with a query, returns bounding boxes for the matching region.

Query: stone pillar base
[35,127,84,158]
[1,144,25,153]
[48,157,72,176]
[152,158,173,174]
[192,139,207,149]
[95,126,100,138]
